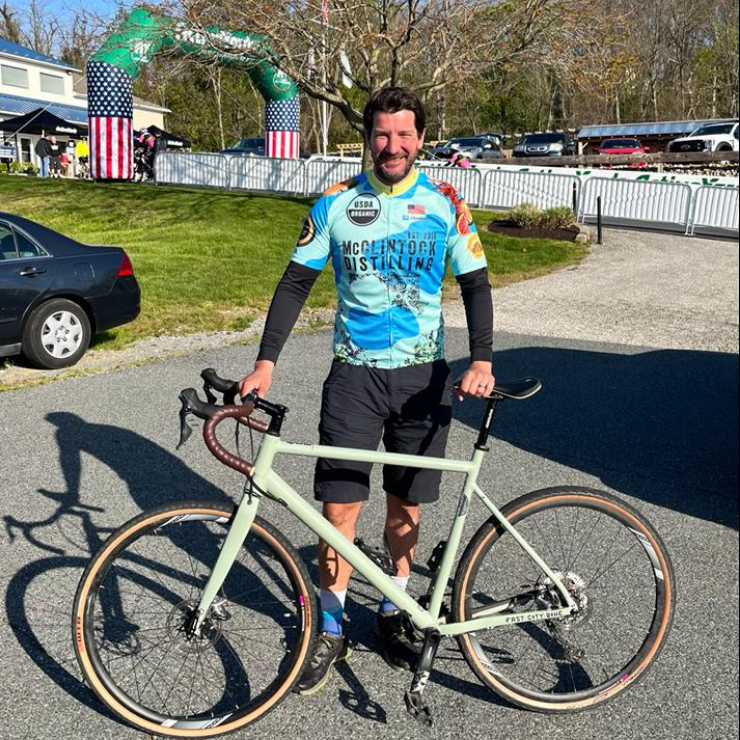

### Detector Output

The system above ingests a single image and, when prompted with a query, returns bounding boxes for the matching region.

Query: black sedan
[0,213,140,369]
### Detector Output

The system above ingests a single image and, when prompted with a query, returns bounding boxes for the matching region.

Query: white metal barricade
[228,156,305,195]
[304,158,363,195]
[480,169,579,210]
[417,163,483,206]
[579,177,693,230]
[689,186,739,235]
[156,153,230,189]
[153,152,738,235]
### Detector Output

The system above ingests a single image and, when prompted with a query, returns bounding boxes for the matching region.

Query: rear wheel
[452,487,674,713]
[73,501,314,737]
[22,298,90,369]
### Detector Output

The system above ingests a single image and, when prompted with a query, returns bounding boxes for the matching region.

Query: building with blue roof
[0,36,168,169]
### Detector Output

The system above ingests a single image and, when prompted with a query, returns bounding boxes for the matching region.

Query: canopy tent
[0,108,87,137]
[146,125,191,149]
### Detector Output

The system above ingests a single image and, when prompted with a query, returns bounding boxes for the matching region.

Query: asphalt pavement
[0,228,738,740]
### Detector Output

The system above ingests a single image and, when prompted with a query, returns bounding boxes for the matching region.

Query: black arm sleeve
[257,261,322,363]
[456,267,493,362]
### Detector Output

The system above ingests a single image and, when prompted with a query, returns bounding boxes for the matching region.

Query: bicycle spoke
[458,492,671,707]
[79,508,311,728]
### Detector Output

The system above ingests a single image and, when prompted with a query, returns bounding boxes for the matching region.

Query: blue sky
[14,0,132,20]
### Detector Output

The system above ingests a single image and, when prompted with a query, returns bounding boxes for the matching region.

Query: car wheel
[22,298,91,369]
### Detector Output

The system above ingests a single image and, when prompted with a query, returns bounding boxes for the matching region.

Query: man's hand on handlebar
[238,359,275,400]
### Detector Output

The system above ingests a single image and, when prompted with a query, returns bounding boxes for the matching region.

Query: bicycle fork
[189,486,262,636]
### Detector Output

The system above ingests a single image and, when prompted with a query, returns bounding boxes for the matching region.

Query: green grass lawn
[0,176,587,350]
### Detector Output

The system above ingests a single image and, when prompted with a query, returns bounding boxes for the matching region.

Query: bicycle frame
[195,434,577,636]
[193,432,577,637]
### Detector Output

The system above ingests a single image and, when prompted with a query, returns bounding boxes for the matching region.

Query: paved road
[0,229,738,740]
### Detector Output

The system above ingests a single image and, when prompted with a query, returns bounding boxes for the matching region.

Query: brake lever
[203,381,217,405]
[177,392,194,449]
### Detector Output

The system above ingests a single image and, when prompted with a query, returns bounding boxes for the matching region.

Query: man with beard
[238,86,494,694]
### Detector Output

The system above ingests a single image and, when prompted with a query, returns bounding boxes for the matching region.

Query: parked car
[0,213,140,369]
[668,121,739,153]
[512,132,575,157]
[474,132,505,145]
[598,138,649,155]
[219,137,266,156]
[426,136,504,161]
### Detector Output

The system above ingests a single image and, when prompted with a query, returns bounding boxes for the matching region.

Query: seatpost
[474,397,500,451]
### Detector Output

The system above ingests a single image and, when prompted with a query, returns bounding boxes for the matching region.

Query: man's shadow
[451,346,739,530]
[4,411,232,726]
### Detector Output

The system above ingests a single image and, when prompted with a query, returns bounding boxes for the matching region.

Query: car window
[452,138,487,147]
[689,123,735,136]
[602,139,639,148]
[521,134,565,144]
[13,229,47,258]
[0,223,18,260]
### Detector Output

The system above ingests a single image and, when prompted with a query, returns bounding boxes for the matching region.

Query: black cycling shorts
[314,359,452,504]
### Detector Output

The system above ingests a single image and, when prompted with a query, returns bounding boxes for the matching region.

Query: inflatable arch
[87,7,300,180]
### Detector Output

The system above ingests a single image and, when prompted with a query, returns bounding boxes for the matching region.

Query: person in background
[34,134,51,177]
[75,138,89,178]
[65,140,77,178]
[48,136,63,178]
[149,127,167,175]
[447,152,472,169]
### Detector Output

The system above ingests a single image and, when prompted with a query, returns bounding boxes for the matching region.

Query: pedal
[404,689,433,726]
[404,628,441,727]
[354,538,395,576]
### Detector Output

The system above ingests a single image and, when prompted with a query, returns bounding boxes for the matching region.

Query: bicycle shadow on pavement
[4,411,231,728]
[450,346,739,530]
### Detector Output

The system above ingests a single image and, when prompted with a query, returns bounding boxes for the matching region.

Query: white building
[0,37,168,167]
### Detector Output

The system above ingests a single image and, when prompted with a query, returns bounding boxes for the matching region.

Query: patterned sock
[320,588,347,636]
[381,575,409,614]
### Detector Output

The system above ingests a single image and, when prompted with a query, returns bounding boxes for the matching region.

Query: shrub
[511,202,542,228]
[539,206,577,229]
[8,161,38,175]
[510,203,577,229]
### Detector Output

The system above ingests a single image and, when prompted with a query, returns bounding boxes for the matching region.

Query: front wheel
[73,501,315,737]
[452,486,674,713]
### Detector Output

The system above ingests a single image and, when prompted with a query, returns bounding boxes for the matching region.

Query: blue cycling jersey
[291,168,487,369]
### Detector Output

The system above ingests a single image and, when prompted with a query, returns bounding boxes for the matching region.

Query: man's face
[367,109,424,185]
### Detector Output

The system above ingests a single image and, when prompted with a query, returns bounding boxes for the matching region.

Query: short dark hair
[363,87,426,137]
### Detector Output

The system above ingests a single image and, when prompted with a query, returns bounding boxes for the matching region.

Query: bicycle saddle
[491,378,542,400]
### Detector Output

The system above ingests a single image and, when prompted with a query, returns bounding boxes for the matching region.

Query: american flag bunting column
[265,97,300,159]
[87,60,134,180]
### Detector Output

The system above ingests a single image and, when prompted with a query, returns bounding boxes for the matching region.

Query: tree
[176,0,578,142]
[0,2,23,43]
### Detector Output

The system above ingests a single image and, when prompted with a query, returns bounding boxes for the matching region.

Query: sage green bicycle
[73,368,675,737]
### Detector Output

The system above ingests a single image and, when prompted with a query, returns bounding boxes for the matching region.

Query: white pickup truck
[668,121,739,154]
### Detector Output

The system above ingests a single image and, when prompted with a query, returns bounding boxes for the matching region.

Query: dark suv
[219,137,266,156]
[513,132,575,157]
